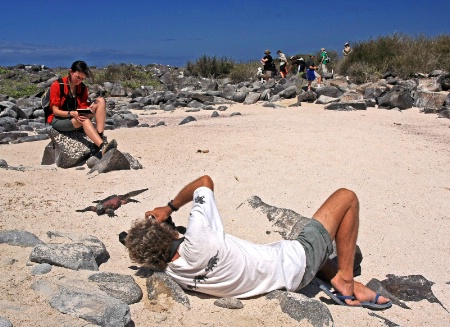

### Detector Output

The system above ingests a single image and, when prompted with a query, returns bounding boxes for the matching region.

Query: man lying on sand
[125,175,392,309]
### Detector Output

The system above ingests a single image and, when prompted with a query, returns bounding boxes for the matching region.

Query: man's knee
[334,188,359,207]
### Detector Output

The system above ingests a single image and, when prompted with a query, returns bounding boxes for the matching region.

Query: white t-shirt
[165,187,306,298]
[279,53,287,64]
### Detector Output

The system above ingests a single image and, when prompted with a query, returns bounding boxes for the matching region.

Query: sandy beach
[1,101,449,326]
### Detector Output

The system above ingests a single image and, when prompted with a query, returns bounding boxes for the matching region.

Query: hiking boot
[91,144,101,156]
[97,131,108,143]
[100,139,118,156]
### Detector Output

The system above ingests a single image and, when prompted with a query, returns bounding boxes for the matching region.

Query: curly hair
[125,219,179,270]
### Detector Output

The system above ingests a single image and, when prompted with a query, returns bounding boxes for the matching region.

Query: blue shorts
[296,219,333,289]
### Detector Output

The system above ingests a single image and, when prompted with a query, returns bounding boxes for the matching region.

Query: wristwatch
[167,200,178,212]
[68,110,71,118]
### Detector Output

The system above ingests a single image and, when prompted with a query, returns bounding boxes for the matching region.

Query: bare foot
[330,273,390,306]
[330,272,359,306]
[353,281,390,305]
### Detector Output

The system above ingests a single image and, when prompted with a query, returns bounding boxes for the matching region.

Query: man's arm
[145,175,214,222]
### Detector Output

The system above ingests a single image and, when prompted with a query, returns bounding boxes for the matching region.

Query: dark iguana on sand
[76,188,148,217]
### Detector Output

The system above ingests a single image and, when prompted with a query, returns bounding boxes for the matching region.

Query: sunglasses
[72,73,86,81]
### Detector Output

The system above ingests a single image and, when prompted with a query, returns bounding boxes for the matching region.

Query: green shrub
[0,70,39,98]
[0,64,162,98]
[339,33,450,79]
[346,62,381,84]
[92,64,160,89]
[229,61,260,83]
[186,55,235,78]
[0,81,38,98]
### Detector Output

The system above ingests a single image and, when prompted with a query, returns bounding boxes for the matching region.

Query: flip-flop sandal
[320,284,392,310]
[360,293,393,310]
[319,284,361,307]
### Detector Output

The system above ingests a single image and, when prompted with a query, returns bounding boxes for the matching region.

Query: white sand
[1,101,449,326]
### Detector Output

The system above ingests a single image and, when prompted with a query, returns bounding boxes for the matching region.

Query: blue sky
[0,0,448,68]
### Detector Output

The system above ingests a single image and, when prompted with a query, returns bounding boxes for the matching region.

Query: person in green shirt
[320,48,329,73]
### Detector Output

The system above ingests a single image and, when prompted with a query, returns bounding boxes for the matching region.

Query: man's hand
[145,206,172,223]
[144,175,214,223]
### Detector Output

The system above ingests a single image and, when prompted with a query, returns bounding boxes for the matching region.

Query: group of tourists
[260,49,293,81]
[259,42,353,90]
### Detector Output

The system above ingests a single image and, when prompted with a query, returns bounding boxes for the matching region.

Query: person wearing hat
[305,53,322,90]
[320,48,329,73]
[343,42,353,57]
[276,50,288,78]
[260,49,275,81]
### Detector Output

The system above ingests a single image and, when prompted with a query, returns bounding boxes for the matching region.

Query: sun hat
[321,48,325,51]
[264,49,271,54]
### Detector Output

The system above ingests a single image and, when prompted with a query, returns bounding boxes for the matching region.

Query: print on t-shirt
[206,250,219,272]
[195,195,205,204]
[188,250,220,290]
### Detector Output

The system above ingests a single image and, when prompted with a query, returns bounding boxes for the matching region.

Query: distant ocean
[0,53,193,69]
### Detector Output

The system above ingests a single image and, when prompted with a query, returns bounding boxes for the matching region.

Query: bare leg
[90,97,106,134]
[313,188,358,288]
[313,188,390,305]
[81,120,103,146]
[70,97,107,147]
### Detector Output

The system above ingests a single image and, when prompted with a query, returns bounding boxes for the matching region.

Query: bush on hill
[186,55,234,79]
[338,33,450,83]
[229,61,261,83]
[186,55,261,83]
[92,64,160,89]
[0,70,39,98]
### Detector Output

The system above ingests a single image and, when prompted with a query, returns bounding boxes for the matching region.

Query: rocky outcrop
[378,85,415,109]
[0,66,449,148]
[0,230,43,247]
[42,128,96,168]
[32,278,132,326]
[146,271,191,309]
[268,290,334,326]
[0,229,141,325]
[88,272,143,305]
[30,243,102,271]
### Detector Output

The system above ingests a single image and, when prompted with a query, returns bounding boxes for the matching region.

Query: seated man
[125,175,392,309]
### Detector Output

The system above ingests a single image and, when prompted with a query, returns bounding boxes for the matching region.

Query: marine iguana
[76,188,148,217]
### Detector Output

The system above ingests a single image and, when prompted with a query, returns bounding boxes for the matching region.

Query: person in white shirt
[276,50,288,78]
[343,42,353,57]
[125,175,391,309]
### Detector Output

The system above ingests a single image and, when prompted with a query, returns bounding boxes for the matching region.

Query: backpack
[41,78,86,123]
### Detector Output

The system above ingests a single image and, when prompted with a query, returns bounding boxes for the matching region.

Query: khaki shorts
[264,70,273,78]
[296,219,333,289]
